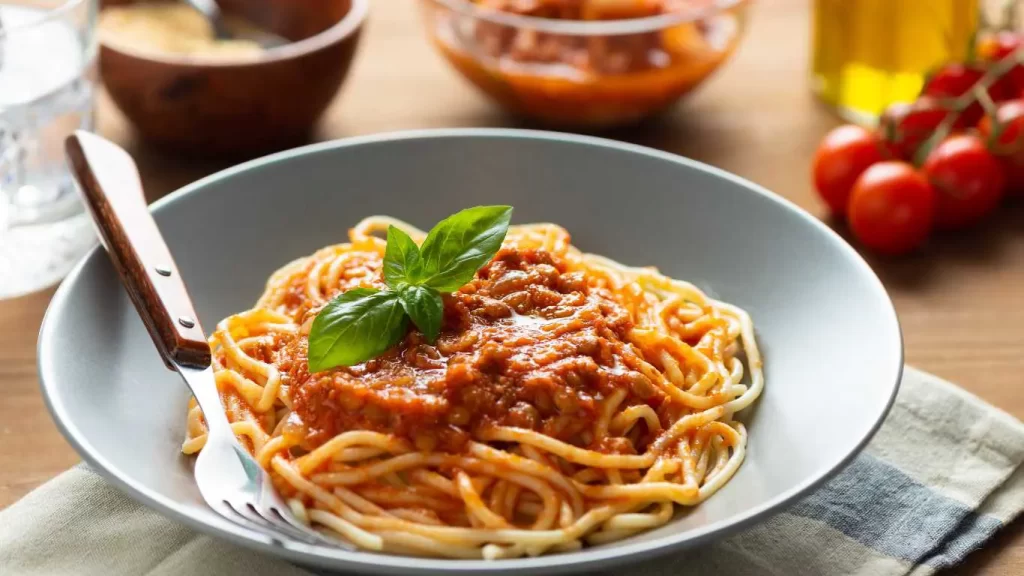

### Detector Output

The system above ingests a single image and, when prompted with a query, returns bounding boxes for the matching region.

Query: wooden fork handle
[65,131,212,370]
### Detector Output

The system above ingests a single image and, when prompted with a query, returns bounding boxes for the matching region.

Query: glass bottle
[811,0,980,125]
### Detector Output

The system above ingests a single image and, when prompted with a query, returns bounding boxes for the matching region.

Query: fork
[64,131,348,549]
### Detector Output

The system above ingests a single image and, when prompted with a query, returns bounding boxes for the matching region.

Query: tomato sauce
[283,247,668,453]
[425,0,743,126]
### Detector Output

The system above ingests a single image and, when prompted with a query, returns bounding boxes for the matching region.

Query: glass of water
[0,0,97,299]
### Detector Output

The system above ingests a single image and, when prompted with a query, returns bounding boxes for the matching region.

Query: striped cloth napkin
[1,366,1021,576]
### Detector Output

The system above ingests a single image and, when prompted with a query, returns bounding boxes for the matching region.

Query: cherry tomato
[812,125,887,215]
[978,31,1022,61]
[922,135,1006,230]
[924,64,983,98]
[978,99,1024,196]
[923,64,987,127]
[847,162,935,255]
[978,31,1024,97]
[879,98,948,160]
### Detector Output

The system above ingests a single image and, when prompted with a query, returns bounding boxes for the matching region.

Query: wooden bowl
[99,0,367,157]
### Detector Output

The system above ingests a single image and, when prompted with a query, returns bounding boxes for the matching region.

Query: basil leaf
[383,225,422,288]
[397,284,444,343]
[307,288,408,371]
[419,205,512,292]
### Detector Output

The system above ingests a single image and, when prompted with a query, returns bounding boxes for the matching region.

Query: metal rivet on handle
[178,316,195,329]
[155,266,172,277]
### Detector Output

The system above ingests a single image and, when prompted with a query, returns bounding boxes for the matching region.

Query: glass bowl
[418,0,751,128]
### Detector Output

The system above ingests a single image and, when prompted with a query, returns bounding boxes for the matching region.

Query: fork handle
[65,131,212,370]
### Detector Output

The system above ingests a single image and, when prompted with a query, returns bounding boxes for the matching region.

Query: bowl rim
[426,0,747,35]
[38,128,903,575]
[98,0,368,67]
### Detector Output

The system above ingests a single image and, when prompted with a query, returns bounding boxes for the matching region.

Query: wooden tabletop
[1,1,1021,573]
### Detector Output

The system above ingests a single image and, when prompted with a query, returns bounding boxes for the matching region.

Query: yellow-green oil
[812,0,979,125]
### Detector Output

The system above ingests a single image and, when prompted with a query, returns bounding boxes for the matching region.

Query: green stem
[912,47,1024,166]
[974,83,999,117]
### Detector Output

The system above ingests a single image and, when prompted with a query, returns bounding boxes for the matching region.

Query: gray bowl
[38,129,903,575]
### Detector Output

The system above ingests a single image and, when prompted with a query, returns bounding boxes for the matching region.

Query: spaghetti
[183,217,763,559]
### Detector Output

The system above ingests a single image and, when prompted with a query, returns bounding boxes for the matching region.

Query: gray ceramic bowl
[38,129,902,575]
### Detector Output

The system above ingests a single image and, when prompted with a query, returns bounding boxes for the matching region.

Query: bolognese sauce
[278,246,669,454]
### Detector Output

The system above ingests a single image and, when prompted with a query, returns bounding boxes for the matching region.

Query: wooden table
[1,1,1021,573]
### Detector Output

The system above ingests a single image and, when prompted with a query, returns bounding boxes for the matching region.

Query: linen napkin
[2,366,1022,576]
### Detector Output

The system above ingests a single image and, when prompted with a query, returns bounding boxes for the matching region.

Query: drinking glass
[0,0,97,298]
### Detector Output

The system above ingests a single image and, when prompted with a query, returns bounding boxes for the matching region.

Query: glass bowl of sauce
[419,0,751,128]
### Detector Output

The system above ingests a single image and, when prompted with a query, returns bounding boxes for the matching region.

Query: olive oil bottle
[812,0,980,125]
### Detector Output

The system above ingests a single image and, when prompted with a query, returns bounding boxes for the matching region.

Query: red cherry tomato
[923,64,986,126]
[812,125,887,215]
[847,162,935,255]
[924,64,983,97]
[978,31,1024,98]
[978,99,1024,196]
[880,98,948,160]
[978,31,1022,61]
[922,135,1006,230]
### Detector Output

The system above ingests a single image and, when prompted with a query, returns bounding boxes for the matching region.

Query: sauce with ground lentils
[275,247,669,454]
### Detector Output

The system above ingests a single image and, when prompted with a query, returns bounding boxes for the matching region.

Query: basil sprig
[307,206,512,372]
